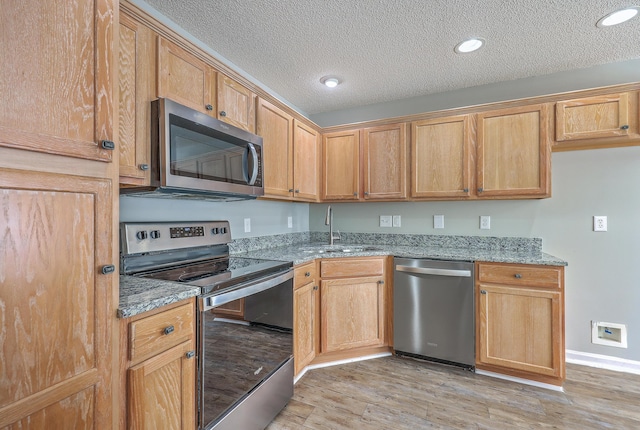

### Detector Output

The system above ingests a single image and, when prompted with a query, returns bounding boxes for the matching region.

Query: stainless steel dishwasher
[394,257,475,369]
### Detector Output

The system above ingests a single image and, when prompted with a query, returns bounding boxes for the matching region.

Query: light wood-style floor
[266,356,640,429]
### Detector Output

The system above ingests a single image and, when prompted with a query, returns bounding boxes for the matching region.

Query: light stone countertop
[118,239,566,318]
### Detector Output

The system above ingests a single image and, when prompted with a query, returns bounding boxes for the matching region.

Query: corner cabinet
[475,262,565,386]
[121,299,197,430]
[476,104,552,199]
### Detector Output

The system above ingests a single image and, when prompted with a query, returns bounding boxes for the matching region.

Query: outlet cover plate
[434,215,444,229]
[380,215,392,228]
[594,216,607,232]
[480,215,491,230]
[392,215,401,227]
[244,218,251,233]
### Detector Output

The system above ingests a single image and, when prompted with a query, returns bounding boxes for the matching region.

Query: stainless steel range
[120,221,294,430]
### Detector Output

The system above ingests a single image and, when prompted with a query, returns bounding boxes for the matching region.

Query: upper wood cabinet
[258,99,320,201]
[119,11,156,185]
[322,124,408,201]
[217,74,256,133]
[322,130,361,200]
[293,120,321,201]
[362,123,408,200]
[0,0,114,162]
[476,104,551,199]
[411,115,473,199]
[157,37,217,116]
[554,92,640,151]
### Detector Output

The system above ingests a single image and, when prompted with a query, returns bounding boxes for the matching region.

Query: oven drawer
[129,302,194,362]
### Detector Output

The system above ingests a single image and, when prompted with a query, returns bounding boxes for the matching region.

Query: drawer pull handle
[185,351,195,359]
[163,325,175,335]
[305,271,311,277]
[514,273,522,279]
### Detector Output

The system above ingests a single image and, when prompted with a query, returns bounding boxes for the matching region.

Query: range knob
[135,230,148,240]
[220,227,227,234]
[150,230,161,239]
[211,227,219,234]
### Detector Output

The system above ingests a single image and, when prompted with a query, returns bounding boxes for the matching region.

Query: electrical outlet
[594,216,607,232]
[287,216,293,229]
[244,218,251,233]
[379,215,392,228]
[434,215,444,229]
[480,215,491,230]
[392,215,401,227]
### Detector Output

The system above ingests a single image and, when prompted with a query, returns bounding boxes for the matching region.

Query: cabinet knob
[100,140,115,150]
[101,265,115,275]
[514,273,522,279]
[463,188,469,193]
[480,290,487,294]
[219,111,227,117]
[353,192,358,196]
[377,280,384,284]
[364,191,369,196]
[313,285,318,291]
[205,104,213,111]
[185,351,195,359]
[138,163,149,171]
[295,189,300,193]
[477,187,483,193]
[163,325,175,335]
[288,188,294,192]
[621,125,629,130]
[305,271,311,277]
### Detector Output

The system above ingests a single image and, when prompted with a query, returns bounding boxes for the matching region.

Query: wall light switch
[244,218,251,233]
[392,215,401,227]
[480,215,491,230]
[379,215,392,228]
[593,216,607,232]
[287,216,293,229]
[434,215,444,229]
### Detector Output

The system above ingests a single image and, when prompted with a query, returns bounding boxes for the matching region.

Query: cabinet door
[257,98,293,198]
[322,130,360,200]
[477,284,563,379]
[411,115,473,198]
[293,120,320,201]
[217,74,256,133]
[363,123,408,200]
[0,0,114,162]
[119,12,156,185]
[157,37,216,115]
[320,276,385,353]
[555,93,635,141]
[294,281,318,375]
[127,341,196,430]
[0,168,114,428]
[476,104,551,198]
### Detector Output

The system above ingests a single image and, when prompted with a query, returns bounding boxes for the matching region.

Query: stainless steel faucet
[324,205,341,245]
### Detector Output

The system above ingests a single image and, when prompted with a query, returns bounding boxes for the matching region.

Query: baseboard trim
[566,350,640,375]
[294,352,392,384]
[474,369,564,392]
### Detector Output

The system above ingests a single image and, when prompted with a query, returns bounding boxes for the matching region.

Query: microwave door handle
[245,143,259,186]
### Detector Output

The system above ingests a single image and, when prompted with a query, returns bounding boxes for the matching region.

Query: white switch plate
[287,216,293,229]
[244,218,251,233]
[480,215,491,230]
[593,216,607,232]
[380,215,392,228]
[392,215,401,227]
[434,215,444,229]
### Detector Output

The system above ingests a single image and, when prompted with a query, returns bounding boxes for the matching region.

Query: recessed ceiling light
[454,38,485,54]
[597,7,640,27]
[320,76,340,88]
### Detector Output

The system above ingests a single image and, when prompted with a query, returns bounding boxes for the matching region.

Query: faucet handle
[335,230,342,241]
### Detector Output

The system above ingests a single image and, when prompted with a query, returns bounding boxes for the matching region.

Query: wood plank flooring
[266,356,640,429]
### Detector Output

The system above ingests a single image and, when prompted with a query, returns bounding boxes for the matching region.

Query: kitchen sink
[298,245,383,254]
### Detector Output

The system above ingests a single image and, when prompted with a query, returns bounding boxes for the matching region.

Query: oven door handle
[200,269,293,310]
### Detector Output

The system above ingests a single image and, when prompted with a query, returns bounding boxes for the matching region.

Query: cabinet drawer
[477,263,562,288]
[321,257,384,278]
[129,302,194,362]
[294,261,316,289]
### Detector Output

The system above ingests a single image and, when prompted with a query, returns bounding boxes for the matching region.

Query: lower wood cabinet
[120,299,197,429]
[475,262,565,386]
[293,256,391,376]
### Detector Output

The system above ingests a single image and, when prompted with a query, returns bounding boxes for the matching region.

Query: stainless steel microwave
[120,98,264,201]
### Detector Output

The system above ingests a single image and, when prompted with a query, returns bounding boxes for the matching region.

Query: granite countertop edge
[118,242,566,318]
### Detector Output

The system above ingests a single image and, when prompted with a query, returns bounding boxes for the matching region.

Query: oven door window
[169,115,252,185]
[199,281,293,427]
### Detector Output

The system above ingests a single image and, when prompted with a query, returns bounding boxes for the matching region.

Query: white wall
[120,197,309,238]
[309,146,640,361]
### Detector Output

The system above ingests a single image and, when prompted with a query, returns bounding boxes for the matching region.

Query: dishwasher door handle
[395,265,472,278]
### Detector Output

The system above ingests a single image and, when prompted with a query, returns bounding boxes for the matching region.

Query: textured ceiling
[140,0,640,115]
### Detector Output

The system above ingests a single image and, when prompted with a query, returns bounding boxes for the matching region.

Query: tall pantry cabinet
[0,1,119,428]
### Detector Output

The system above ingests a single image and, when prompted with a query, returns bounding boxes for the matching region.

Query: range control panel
[120,221,231,256]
